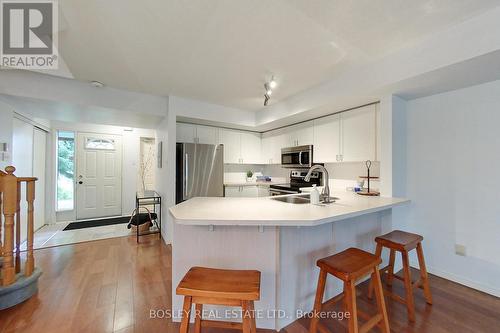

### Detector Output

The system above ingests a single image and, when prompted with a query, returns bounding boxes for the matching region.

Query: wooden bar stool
[176,266,261,333]
[368,230,433,322]
[310,248,390,333]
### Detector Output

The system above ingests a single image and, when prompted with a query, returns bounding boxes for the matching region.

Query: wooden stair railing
[0,166,38,286]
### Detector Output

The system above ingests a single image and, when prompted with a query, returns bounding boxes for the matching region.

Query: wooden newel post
[25,180,35,277]
[2,166,17,286]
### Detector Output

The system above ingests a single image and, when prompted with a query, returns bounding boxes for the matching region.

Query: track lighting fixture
[263,76,277,106]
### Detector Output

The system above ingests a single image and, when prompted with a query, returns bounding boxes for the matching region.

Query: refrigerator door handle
[184,153,189,198]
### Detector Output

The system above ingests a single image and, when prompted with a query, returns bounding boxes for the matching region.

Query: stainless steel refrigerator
[176,143,224,204]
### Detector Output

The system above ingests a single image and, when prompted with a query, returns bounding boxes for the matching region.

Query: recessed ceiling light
[90,80,105,88]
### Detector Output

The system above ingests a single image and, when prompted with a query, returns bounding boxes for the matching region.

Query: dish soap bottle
[310,184,320,205]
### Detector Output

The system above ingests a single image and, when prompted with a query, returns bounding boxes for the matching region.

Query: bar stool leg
[179,296,193,333]
[368,243,382,299]
[416,243,433,305]
[242,301,251,333]
[309,269,327,333]
[344,280,359,333]
[249,301,257,333]
[386,249,396,286]
[402,250,416,322]
[194,303,203,333]
[372,268,390,333]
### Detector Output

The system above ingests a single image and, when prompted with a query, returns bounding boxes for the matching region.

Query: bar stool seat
[177,266,261,333]
[368,230,432,323]
[310,248,390,333]
[318,247,381,281]
[375,230,423,251]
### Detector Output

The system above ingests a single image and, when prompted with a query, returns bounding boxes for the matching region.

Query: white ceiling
[57,0,500,111]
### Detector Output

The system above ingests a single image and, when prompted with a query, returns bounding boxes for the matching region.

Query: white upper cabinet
[340,104,377,162]
[219,129,262,164]
[284,121,313,147]
[176,123,218,144]
[240,131,261,164]
[177,103,378,165]
[196,125,218,144]
[176,123,196,143]
[261,128,286,164]
[313,114,340,163]
[219,129,241,164]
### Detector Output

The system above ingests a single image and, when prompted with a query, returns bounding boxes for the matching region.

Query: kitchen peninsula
[169,191,409,330]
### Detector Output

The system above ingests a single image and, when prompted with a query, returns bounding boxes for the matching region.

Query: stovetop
[269,169,322,193]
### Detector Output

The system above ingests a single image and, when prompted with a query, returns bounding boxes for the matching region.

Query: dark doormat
[63,216,131,231]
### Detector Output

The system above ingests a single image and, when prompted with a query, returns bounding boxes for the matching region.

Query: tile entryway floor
[22,221,133,250]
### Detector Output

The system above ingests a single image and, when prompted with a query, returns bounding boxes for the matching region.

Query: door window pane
[85,137,115,150]
[57,131,75,211]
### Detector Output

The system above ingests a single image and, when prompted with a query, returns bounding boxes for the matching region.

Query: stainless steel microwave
[281,145,313,168]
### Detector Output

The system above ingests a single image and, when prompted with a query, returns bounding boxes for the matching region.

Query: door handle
[298,151,303,165]
[78,181,83,184]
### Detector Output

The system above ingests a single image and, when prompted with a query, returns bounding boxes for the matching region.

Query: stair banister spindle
[15,181,21,274]
[25,180,35,277]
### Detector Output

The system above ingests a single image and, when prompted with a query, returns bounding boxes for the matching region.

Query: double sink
[271,194,338,204]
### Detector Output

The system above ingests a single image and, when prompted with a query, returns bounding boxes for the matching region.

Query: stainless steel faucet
[304,165,331,203]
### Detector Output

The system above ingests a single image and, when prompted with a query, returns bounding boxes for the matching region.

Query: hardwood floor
[1,235,500,333]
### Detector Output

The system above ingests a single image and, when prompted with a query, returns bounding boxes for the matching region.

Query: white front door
[76,133,122,220]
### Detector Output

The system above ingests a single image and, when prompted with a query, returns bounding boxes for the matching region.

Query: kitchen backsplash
[224,162,380,190]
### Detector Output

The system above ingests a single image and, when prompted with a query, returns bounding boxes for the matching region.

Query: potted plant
[246,170,254,182]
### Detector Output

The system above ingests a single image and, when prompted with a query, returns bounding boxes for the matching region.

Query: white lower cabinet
[258,186,270,197]
[240,186,259,197]
[224,185,261,197]
[224,186,241,197]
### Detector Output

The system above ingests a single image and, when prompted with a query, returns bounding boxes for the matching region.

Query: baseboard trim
[410,260,500,298]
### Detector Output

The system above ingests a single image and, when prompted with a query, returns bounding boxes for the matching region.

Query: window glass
[57,131,75,211]
[85,137,115,150]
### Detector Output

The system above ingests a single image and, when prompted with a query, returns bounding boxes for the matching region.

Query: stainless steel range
[269,169,321,196]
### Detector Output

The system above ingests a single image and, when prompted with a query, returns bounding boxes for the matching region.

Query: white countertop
[224,181,285,187]
[169,191,409,227]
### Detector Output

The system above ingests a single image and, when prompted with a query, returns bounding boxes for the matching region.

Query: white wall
[51,121,155,221]
[403,79,500,296]
[0,102,13,169]
[155,98,175,244]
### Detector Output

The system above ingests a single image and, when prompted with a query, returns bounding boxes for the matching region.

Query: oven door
[281,145,313,168]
